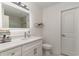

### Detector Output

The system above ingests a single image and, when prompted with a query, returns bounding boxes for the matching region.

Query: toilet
[43,43,52,56]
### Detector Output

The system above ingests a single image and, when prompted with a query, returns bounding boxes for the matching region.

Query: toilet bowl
[43,43,52,56]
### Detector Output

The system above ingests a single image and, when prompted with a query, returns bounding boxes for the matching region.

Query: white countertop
[0,36,42,53]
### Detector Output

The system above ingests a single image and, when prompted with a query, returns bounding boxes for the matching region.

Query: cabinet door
[33,43,42,56]
[22,46,34,56]
[0,47,21,56]
[36,43,42,56]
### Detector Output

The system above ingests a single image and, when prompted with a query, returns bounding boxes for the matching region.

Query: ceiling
[34,2,59,8]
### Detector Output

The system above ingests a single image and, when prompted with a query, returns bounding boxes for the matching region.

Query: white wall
[43,2,79,55]
[29,3,43,37]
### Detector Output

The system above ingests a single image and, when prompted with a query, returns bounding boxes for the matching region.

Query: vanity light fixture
[12,2,29,10]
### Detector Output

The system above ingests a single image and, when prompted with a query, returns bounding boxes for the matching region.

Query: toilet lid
[43,44,52,49]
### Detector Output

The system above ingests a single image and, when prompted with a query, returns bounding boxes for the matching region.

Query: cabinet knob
[11,53,15,55]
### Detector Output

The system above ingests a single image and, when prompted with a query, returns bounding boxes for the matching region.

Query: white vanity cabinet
[22,40,42,56]
[0,39,42,56]
[0,47,21,56]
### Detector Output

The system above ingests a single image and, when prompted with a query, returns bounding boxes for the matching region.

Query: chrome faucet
[1,35,6,43]
[24,31,31,38]
[0,35,11,43]
[24,32,27,38]
[0,30,11,43]
[2,35,6,43]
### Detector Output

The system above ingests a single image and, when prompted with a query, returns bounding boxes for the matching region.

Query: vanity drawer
[0,46,21,56]
[23,39,42,48]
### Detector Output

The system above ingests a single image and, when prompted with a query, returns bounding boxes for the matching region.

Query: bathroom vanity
[0,2,43,56]
[0,36,42,56]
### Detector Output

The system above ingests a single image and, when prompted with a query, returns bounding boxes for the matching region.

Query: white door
[61,9,75,56]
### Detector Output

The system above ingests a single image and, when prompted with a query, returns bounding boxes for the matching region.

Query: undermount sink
[0,36,31,44]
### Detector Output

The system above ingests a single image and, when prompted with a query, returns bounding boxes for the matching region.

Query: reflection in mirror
[2,3,29,28]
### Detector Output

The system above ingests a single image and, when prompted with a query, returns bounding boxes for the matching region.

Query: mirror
[2,3,29,28]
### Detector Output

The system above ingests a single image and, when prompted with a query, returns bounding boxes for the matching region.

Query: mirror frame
[2,2,30,29]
